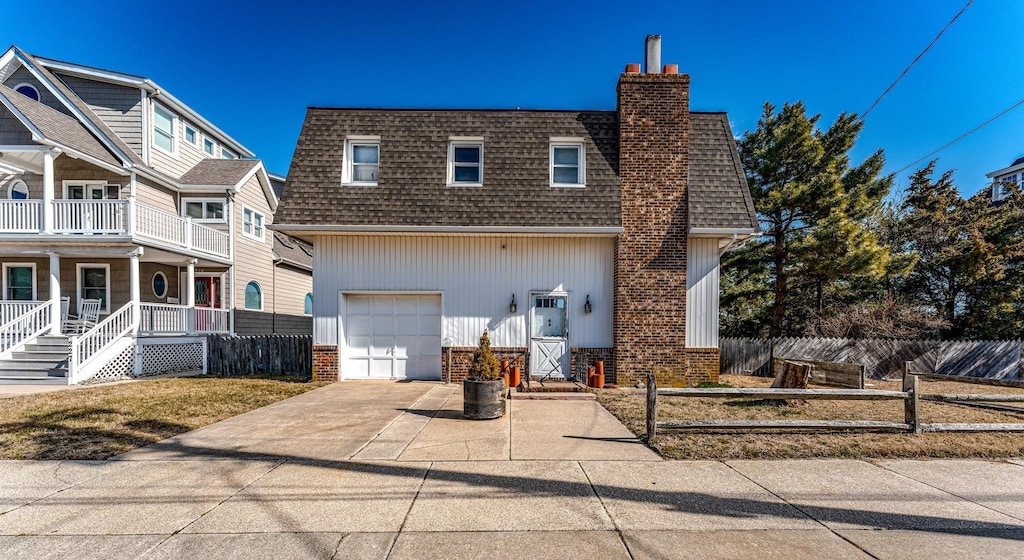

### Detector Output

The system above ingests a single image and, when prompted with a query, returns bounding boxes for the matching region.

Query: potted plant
[463,329,506,420]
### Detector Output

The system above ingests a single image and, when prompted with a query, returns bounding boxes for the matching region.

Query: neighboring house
[273,37,758,386]
[0,46,311,385]
[985,156,1024,204]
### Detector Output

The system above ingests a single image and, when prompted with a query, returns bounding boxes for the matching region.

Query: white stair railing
[68,302,135,384]
[0,300,53,360]
[0,300,44,326]
[0,200,42,232]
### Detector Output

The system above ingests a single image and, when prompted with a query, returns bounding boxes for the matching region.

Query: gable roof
[276,109,621,232]
[272,232,313,270]
[688,113,759,233]
[180,159,261,186]
[0,84,123,169]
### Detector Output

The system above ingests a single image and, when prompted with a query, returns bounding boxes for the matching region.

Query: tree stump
[768,360,811,405]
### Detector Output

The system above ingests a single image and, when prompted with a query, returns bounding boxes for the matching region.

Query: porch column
[186,259,196,334]
[129,249,141,328]
[47,251,61,335]
[42,149,58,234]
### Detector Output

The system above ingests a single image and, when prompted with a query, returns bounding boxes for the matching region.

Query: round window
[7,179,29,200]
[13,83,39,101]
[152,271,168,299]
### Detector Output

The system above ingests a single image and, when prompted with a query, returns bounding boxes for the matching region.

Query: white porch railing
[0,300,44,326]
[0,199,230,259]
[0,200,41,232]
[53,200,126,233]
[0,300,53,360]
[68,302,135,384]
[139,303,230,334]
[132,203,230,258]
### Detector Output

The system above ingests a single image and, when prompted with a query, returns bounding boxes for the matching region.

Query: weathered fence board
[722,337,1020,381]
[771,357,865,389]
[207,335,312,377]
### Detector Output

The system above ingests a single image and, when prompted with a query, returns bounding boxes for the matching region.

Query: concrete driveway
[1,381,1023,559]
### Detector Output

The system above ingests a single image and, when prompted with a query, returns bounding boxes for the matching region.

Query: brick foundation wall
[442,347,528,383]
[571,347,615,384]
[312,345,339,382]
[614,70,694,387]
[684,347,720,384]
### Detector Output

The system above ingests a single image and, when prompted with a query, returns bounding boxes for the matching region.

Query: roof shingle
[179,159,260,186]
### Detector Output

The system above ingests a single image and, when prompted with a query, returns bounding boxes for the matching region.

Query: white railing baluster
[138,303,229,334]
[67,302,136,383]
[0,200,42,232]
[131,201,229,258]
[52,200,127,234]
[0,301,53,360]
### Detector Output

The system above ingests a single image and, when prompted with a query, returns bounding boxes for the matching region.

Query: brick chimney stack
[614,36,693,387]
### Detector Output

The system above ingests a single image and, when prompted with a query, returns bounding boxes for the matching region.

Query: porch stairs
[0,335,68,384]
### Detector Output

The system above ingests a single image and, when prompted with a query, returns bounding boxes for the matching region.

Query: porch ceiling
[0,146,45,174]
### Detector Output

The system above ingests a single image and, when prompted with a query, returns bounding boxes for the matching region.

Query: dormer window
[152,103,177,155]
[343,137,380,185]
[447,140,483,186]
[550,139,586,187]
[203,137,215,156]
[221,147,237,160]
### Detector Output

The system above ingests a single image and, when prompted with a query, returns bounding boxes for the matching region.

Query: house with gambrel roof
[273,36,758,386]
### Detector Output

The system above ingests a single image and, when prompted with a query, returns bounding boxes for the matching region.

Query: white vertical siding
[686,237,720,348]
[313,236,614,349]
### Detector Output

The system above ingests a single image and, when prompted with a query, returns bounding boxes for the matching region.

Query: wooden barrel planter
[463,379,506,420]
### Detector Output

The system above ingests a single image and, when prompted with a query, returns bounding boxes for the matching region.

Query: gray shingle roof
[277,109,620,228]
[272,232,313,269]
[689,113,759,231]
[179,159,260,186]
[0,84,121,167]
[276,108,757,232]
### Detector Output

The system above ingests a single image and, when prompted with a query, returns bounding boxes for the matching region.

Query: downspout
[227,190,236,334]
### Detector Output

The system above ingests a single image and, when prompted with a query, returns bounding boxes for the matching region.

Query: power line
[859,0,974,121]
[893,98,1024,176]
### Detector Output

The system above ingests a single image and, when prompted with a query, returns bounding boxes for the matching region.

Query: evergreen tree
[468,329,500,380]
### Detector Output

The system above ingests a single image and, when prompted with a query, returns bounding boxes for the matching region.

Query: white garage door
[343,294,442,380]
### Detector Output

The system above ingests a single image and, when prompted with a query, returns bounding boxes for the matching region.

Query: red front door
[195,277,222,308]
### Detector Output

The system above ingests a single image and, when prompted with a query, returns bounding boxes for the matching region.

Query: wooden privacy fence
[721,337,1024,380]
[207,335,312,377]
[644,365,1024,442]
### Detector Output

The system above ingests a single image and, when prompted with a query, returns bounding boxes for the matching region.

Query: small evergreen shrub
[468,329,500,380]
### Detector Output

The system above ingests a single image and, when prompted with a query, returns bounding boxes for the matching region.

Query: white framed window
[244,281,263,310]
[181,197,226,222]
[63,181,119,200]
[152,102,177,156]
[447,139,484,186]
[303,292,313,316]
[342,137,380,185]
[152,271,168,299]
[76,263,111,314]
[221,147,237,160]
[203,137,216,156]
[3,263,36,301]
[549,139,586,188]
[242,206,265,241]
[13,83,39,101]
[184,124,199,146]
[7,179,29,200]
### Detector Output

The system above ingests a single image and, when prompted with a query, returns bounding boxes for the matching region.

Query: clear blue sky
[3,0,1020,198]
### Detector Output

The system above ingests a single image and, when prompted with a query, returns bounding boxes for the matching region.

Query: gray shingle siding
[2,66,73,117]
[57,73,144,157]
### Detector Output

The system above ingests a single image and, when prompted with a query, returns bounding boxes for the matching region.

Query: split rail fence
[644,365,1024,443]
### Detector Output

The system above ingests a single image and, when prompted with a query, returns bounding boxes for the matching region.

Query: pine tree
[468,329,500,380]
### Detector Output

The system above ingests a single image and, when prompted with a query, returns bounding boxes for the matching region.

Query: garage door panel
[344,294,441,380]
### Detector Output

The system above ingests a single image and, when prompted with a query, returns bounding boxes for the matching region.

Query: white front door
[344,294,442,380]
[530,293,569,379]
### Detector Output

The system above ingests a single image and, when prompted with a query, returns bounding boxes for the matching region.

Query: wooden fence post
[646,372,657,444]
[903,361,921,434]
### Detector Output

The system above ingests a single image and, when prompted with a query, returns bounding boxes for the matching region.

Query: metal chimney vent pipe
[645,35,662,74]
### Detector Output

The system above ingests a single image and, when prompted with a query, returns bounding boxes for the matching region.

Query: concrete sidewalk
[1,382,1023,559]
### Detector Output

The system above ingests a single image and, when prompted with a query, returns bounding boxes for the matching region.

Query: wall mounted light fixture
[584,295,592,314]
[509,294,517,314]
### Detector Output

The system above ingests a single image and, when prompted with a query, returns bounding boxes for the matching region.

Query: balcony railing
[0,198,230,259]
[139,303,230,335]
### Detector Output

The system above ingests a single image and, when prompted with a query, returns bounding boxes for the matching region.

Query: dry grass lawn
[0,376,326,460]
[598,374,1024,460]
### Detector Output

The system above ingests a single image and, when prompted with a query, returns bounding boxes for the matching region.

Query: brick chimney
[614,35,693,387]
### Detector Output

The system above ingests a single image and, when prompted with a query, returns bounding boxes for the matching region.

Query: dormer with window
[342,137,380,186]
[550,138,586,188]
[447,139,483,186]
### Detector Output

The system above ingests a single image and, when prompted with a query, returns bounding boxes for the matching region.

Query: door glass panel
[69,186,84,199]
[532,296,567,338]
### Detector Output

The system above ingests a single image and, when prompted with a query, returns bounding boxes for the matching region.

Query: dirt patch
[0,376,326,460]
[597,374,1024,460]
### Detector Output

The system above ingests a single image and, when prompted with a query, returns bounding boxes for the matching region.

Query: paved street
[1,382,1023,559]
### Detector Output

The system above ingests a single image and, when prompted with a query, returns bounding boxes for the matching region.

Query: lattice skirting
[140,342,204,376]
[84,343,136,384]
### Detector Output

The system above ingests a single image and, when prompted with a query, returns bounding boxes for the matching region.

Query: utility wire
[859,0,974,121]
[893,98,1024,175]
